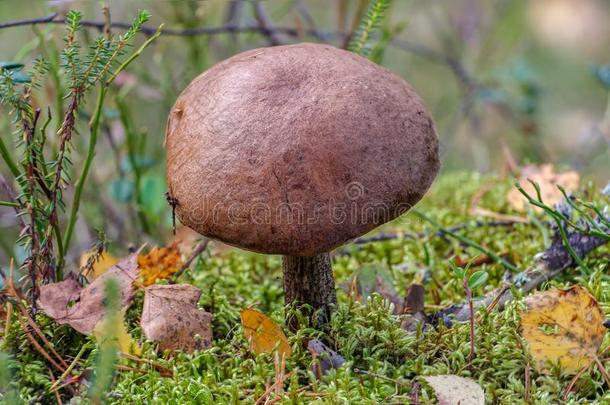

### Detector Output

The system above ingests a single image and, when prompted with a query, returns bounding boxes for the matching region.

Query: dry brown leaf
[507,164,579,212]
[422,375,485,405]
[141,284,213,353]
[37,254,139,334]
[520,285,606,374]
[403,283,425,314]
[138,244,183,286]
[401,283,432,332]
[79,251,118,280]
[241,308,292,358]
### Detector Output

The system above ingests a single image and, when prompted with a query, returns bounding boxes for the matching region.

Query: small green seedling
[449,259,489,290]
[449,258,489,366]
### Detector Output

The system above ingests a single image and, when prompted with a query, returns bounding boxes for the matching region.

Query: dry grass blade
[16,314,65,373]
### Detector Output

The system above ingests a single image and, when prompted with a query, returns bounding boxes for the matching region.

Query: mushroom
[165,43,439,328]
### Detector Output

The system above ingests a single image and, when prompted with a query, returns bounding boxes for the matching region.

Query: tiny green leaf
[468,271,489,290]
[449,260,465,279]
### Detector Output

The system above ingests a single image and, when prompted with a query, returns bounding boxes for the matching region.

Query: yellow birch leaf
[507,163,579,212]
[240,308,292,358]
[93,310,141,356]
[138,244,183,286]
[519,285,606,374]
[80,251,119,280]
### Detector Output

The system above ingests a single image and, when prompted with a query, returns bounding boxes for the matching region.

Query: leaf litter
[37,254,139,334]
[141,284,213,353]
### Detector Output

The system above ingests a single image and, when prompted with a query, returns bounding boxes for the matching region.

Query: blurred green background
[0,0,608,266]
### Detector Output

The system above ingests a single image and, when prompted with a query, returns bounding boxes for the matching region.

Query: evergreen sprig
[348,0,393,58]
[0,8,158,294]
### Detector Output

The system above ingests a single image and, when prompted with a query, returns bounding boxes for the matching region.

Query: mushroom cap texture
[166,43,440,256]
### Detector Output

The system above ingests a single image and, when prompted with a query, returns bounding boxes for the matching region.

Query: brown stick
[16,315,65,373]
[282,253,336,330]
[172,238,210,280]
[18,305,69,369]
[431,228,608,324]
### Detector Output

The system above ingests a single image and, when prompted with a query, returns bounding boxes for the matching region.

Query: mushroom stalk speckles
[165,42,440,326]
[283,253,336,330]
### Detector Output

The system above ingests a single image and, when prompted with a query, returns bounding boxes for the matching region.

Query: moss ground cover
[3,172,609,404]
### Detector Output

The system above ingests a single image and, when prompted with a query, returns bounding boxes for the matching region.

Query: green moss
[3,172,609,404]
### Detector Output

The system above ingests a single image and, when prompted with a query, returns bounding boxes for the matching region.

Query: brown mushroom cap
[166,43,439,256]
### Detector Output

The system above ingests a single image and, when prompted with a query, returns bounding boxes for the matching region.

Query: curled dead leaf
[401,283,431,333]
[141,284,213,353]
[507,164,579,212]
[519,285,606,374]
[241,308,292,358]
[422,375,485,405]
[37,254,139,334]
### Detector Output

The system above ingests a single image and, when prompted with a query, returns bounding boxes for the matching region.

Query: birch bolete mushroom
[165,43,439,327]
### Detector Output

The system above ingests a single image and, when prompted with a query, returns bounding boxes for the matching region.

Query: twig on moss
[414,209,519,273]
[16,314,65,373]
[49,344,87,392]
[172,239,210,280]
[430,227,608,324]
[17,304,68,369]
[254,370,293,404]
[563,364,589,401]
[353,368,407,386]
[350,219,519,246]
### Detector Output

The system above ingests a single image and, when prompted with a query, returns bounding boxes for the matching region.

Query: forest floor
[4,171,610,404]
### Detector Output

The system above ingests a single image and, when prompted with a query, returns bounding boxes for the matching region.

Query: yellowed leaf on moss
[80,251,118,280]
[241,308,292,358]
[138,244,183,286]
[520,285,606,374]
[507,164,579,212]
[93,310,141,356]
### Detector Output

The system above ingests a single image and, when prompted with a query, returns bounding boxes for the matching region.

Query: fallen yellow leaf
[241,308,292,358]
[138,244,183,286]
[80,251,118,280]
[93,310,141,356]
[507,164,579,212]
[520,285,606,374]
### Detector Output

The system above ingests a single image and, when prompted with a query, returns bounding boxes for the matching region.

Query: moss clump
[3,172,609,404]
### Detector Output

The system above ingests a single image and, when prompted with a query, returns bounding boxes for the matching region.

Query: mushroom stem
[282,253,337,330]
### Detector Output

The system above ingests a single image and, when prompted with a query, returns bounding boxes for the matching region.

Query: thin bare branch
[431,228,608,324]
